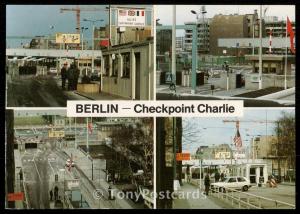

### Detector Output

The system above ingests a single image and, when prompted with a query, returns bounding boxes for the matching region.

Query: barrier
[210,185,295,209]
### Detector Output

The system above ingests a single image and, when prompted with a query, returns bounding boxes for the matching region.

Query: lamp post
[59,168,66,209]
[83,19,104,75]
[76,27,89,51]
[258,5,263,90]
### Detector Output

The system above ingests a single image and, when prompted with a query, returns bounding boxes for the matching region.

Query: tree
[274,111,295,180]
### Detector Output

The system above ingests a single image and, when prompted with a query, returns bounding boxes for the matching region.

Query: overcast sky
[182,108,295,154]
[156,5,295,36]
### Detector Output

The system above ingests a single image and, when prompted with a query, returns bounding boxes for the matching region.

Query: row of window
[103,53,130,78]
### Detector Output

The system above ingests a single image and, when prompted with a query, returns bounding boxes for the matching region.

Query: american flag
[233,129,242,148]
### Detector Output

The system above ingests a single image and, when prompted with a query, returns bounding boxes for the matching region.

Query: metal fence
[210,186,295,209]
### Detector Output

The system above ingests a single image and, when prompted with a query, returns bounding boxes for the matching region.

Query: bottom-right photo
[156,108,295,209]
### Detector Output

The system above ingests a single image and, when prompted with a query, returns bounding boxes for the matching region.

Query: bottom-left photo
[5,109,154,209]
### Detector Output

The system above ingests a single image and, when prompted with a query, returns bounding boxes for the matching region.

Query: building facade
[184,18,210,53]
[101,39,154,100]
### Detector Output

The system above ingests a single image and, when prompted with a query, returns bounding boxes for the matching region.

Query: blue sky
[182,108,295,153]
[157,5,295,37]
[6,5,109,47]
[6,5,153,48]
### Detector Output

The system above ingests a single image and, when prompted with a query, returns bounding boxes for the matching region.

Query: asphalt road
[7,75,88,107]
[21,140,70,209]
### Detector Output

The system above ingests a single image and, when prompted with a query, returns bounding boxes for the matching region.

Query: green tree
[274,111,295,180]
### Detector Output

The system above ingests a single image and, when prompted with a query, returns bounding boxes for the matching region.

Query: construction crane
[60,6,108,34]
[223,119,277,129]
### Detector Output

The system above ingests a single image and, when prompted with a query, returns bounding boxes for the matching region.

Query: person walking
[204,174,210,196]
[54,186,59,201]
[50,189,53,201]
[61,63,68,90]
[67,64,74,91]
[220,172,225,181]
[215,171,220,182]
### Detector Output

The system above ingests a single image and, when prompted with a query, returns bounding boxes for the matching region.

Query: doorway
[135,53,141,100]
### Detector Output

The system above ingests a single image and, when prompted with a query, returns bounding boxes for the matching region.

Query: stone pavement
[173,183,227,209]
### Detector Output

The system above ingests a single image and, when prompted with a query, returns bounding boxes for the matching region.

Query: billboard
[48,130,65,138]
[215,152,231,159]
[117,9,146,27]
[56,33,80,44]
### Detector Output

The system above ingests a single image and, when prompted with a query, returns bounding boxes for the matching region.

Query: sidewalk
[173,183,224,209]
[74,91,130,100]
[63,147,135,208]
[14,150,24,209]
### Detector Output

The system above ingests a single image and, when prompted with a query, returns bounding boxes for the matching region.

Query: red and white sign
[117,8,145,27]
[7,192,24,201]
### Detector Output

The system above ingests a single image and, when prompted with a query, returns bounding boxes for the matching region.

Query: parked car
[210,176,251,192]
[48,67,57,75]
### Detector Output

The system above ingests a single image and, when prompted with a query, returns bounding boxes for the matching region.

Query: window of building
[111,55,118,77]
[122,53,130,78]
[84,63,87,66]
[88,63,91,67]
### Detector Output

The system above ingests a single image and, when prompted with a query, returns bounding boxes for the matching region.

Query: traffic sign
[7,192,24,201]
[176,153,190,161]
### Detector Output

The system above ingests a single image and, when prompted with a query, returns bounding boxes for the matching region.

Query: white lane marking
[33,152,42,182]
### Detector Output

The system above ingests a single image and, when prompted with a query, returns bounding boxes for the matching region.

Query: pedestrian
[50,190,53,201]
[74,64,80,90]
[204,174,210,196]
[67,64,74,91]
[54,186,59,201]
[215,171,220,182]
[220,172,224,181]
[61,63,68,90]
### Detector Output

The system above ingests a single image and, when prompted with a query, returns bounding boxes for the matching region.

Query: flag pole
[258,5,263,90]
[86,117,89,154]
[75,118,77,149]
[284,17,288,90]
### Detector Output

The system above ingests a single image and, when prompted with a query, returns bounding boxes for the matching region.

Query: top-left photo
[6,5,154,107]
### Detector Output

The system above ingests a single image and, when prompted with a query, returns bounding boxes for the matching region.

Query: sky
[182,108,295,154]
[6,5,153,48]
[156,5,295,36]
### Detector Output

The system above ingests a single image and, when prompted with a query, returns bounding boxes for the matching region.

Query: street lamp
[87,154,94,180]
[76,27,89,51]
[83,18,104,75]
[59,168,66,209]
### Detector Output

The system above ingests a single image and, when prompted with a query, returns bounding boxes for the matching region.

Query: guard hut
[244,54,295,89]
[101,39,154,100]
[182,159,270,186]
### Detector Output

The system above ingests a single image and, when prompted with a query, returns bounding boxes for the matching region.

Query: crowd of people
[61,63,80,91]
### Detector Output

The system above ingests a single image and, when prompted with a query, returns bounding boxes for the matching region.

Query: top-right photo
[155,5,295,107]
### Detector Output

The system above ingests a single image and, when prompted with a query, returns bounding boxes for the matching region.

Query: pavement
[63,147,140,209]
[172,183,228,209]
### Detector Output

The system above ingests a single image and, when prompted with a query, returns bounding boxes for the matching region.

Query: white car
[49,67,57,74]
[210,176,251,192]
